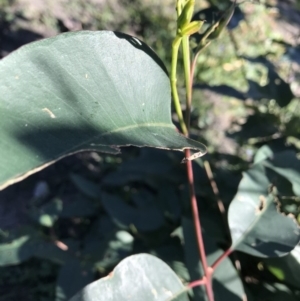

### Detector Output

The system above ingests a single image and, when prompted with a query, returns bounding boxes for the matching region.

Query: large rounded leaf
[69,253,189,301]
[228,163,300,257]
[0,31,206,190]
[264,244,300,289]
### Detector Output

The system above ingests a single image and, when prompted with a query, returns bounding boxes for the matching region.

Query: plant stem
[182,36,192,131]
[190,36,235,291]
[171,36,188,135]
[181,34,214,301]
[172,2,236,300]
[188,279,206,288]
[185,150,214,301]
[211,247,233,271]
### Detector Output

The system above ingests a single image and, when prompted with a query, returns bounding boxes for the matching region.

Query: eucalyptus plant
[0,1,299,301]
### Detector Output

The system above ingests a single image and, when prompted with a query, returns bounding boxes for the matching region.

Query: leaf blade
[0,31,206,190]
[69,253,189,301]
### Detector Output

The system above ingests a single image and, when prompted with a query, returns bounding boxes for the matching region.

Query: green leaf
[0,235,32,266]
[246,282,299,301]
[0,226,41,266]
[262,150,300,196]
[149,236,189,283]
[264,244,300,289]
[69,253,189,301]
[59,196,98,218]
[56,259,94,301]
[0,31,206,190]
[228,163,300,257]
[28,198,63,227]
[83,230,133,270]
[101,192,165,232]
[102,148,184,189]
[0,226,81,267]
[253,145,274,164]
[34,239,80,265]
[192,1,236,55]
[70,173,101,199]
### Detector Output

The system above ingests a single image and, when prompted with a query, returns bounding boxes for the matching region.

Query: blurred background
[0,0,300,300]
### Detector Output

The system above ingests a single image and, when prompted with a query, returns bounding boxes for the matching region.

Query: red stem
[184,34,235,301]
[211,247,233,271]
[188,279,206,288]
[183,41,216,301]
[185,148,214,301]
